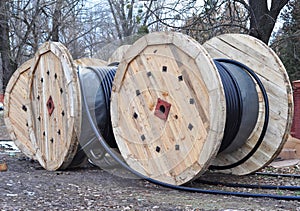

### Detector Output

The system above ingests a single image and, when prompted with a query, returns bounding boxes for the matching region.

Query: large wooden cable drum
[2,51,108,168]
[27,42,82,170]
[111,32,226,185]
[4,59,36,159]
[203,34,293,175]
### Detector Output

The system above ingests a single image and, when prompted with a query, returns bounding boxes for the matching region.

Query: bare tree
[183,1,249,43]
[51,0,63,41]
[146,0,289,45]
[0,0,114,93]
[272,0,300,81]
[0,0,17,92]
[106,0,163,40]
[1,0,288,94]
[241,0,289,44]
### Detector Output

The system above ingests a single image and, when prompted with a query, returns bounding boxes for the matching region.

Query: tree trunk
[51,0,63,42]
[108,0,123,40]
[0,0,17,92]
[249,0,288,44]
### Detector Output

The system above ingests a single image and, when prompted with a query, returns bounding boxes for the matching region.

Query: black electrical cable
[108,62,120,67]
[89,67,117,148]
[78,65,300,201]
[198,179,300,191]
[255,172,300,178]
[214,60,243,153]
[210,59,269,170]
[96,68,115,109]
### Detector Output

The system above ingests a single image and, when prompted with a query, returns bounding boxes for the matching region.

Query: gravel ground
[1,112,300,210]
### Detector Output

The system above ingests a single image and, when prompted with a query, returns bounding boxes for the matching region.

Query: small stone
[0,162,7,171]
[6,193,18,197]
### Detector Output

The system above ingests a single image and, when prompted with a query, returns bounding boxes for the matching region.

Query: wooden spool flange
[203,34,293,175]
[108,45,131,64]
[74,58,108,67]
[27,42,82,170]
[4,59,36,159]
[111,32,226,185]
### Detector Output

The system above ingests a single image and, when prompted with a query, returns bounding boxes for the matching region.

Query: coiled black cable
[78,62,300,201]
[214,60,243,153]
[90,67,117,148]
[210,59,269,170]
[70,67,118,167]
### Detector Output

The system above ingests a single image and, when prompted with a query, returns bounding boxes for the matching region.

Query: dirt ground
[1,112,300,210]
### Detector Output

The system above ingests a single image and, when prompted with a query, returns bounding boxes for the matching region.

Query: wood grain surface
[4,59,36,159]
[111,32,226,185]
[27,42,81,170]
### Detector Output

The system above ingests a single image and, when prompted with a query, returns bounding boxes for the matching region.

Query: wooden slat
[74,58,107,67]
[111,32,226,185]
[203,34,293,175]
[108,45,131,64]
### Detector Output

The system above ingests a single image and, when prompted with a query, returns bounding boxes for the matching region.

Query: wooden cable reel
[27,44,119,170]
[27,42,82,170]
[4,59,36,159]
[203,34,293,175]
[111,32,226,185]
[4,42,108,170]
[111,32,293,185]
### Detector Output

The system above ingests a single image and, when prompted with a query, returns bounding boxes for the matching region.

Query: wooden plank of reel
[4,59,36,159]
[111,32,226,185]
[203,34,293,175]
[27,42,82,170]
[108,45,131,64]
[74,58,108,67]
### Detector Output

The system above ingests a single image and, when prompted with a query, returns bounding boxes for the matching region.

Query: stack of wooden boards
[3,32,294,185]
